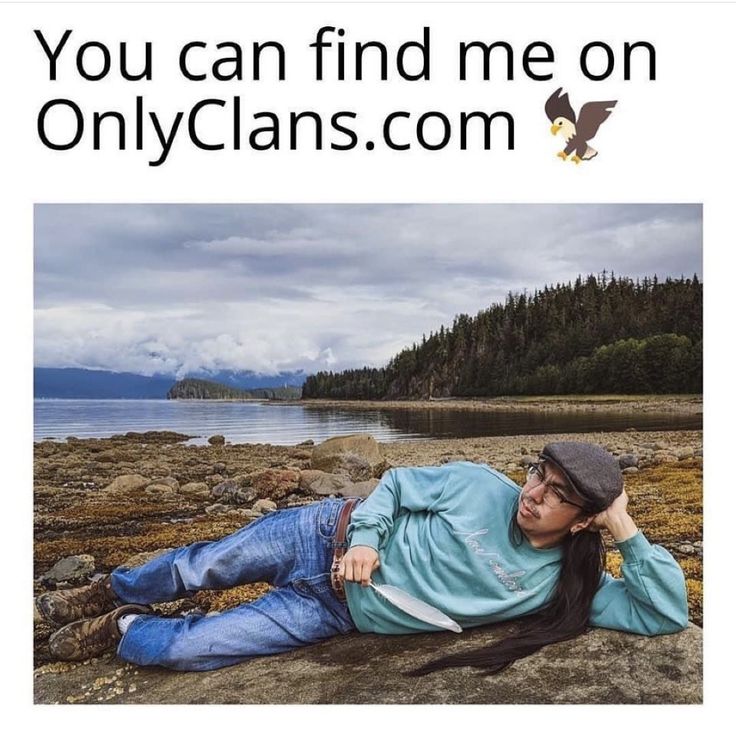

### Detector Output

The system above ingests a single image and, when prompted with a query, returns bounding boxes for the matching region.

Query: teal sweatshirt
[345,462,689,636]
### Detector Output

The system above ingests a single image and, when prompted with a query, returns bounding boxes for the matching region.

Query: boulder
[211,480,256,504]
[652,453,678,465]
[300,471,379,498]
[33,623,702,704]
[103,474,150,494]
[208,435,226,446]
[145,483,175,496]
[301,471,354,496]
[338,479,379,499]
[179,481,210,496]
[252,499,278,514]
[311,434,382,474]
[205,504,233,515]
[211,479,239,497]
[618,454,639,470]
[40,555,96,587]
[372,460,393,479]
[331,453,373,481]
[250,469,300,500]
[150,476,179,490]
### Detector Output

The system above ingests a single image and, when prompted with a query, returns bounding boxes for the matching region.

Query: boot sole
[34,594,111,629]
[34,594,66,628]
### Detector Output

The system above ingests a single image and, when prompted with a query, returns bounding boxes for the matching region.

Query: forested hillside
[168,378,255,399]
[167,378,302,400]
[302,273,702,399]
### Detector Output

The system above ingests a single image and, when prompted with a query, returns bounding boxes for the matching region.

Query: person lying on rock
[36,441,689,674]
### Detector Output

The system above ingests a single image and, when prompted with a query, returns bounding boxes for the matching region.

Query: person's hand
[590,489,629,531]
[339,546,380,587]
[589,489,638,542]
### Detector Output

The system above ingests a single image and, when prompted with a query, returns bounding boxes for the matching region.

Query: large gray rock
[150,476,180,490]
[103,474,150,494]
[311,434,382,474]
[618,454,639,470]
[210,480,256,504]
[145,483,176,496]
[33,622,701,704]
[301,471,354,496]
[331,453,373,481]
[179,481,210,496]
[339,479,380,498]
[300,471,379,498]
[252,499,278,514]
[40,555,96,587]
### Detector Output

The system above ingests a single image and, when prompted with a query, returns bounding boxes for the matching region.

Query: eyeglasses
[525,462,585,510]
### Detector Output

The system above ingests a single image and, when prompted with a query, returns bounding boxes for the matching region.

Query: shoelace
[76,616,118,649]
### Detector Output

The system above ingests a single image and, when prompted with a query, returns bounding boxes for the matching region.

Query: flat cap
[541,441,623,511]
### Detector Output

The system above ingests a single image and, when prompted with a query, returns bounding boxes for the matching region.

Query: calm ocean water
[33,399,703,445]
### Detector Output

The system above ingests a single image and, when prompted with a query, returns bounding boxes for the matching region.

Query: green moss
[607,459,703,624]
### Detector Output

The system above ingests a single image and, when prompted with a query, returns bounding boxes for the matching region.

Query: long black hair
[405,505,606,677]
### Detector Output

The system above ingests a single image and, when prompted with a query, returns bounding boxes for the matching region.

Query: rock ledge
[34,622,701,704]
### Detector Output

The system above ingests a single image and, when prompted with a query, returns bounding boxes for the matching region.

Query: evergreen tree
[302,273,703,398]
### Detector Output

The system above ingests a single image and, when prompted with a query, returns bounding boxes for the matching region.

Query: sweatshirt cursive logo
[454,528,527,594]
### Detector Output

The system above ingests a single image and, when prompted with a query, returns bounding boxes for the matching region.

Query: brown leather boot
[35,575,120,628]
[48,604,151,661]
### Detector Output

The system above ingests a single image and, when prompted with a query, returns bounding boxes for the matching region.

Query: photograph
[32,203,703,704]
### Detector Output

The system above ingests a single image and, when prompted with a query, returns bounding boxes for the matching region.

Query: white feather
[369,581,463,633]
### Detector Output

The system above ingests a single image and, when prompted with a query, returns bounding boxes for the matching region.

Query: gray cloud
[34,204,702,376]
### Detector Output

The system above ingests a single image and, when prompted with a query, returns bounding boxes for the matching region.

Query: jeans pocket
[317,498,342,541]
[292,574,355,634]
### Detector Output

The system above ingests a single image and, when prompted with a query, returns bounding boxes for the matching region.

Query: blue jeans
[111,498,357,671]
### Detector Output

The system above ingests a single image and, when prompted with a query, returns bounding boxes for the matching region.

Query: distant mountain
[34,368,175,399]
[199,369,307,390]
[167,378,302,400]
[34,367,308,399]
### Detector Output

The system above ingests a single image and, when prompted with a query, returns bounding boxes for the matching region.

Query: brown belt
[330,498,361,602]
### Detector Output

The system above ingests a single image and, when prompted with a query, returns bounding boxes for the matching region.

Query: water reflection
[34,399,702,445]
[352,407,703,439]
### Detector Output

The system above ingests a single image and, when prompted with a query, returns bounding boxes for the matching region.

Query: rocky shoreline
[34,427,703,702]
[287,394,703,414]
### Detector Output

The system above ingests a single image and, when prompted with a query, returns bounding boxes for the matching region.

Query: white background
[1,0,730,722]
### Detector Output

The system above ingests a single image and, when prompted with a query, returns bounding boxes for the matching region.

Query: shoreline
[277,394,703,415]
[36,394,703,414]
[35,395,703,444]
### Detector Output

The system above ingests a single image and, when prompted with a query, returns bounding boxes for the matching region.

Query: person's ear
[570,515,595,535]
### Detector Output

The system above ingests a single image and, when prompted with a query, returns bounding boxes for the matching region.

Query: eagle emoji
[544,87,617,164]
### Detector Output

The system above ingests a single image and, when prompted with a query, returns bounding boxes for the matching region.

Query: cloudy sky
[34,204,702,377]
